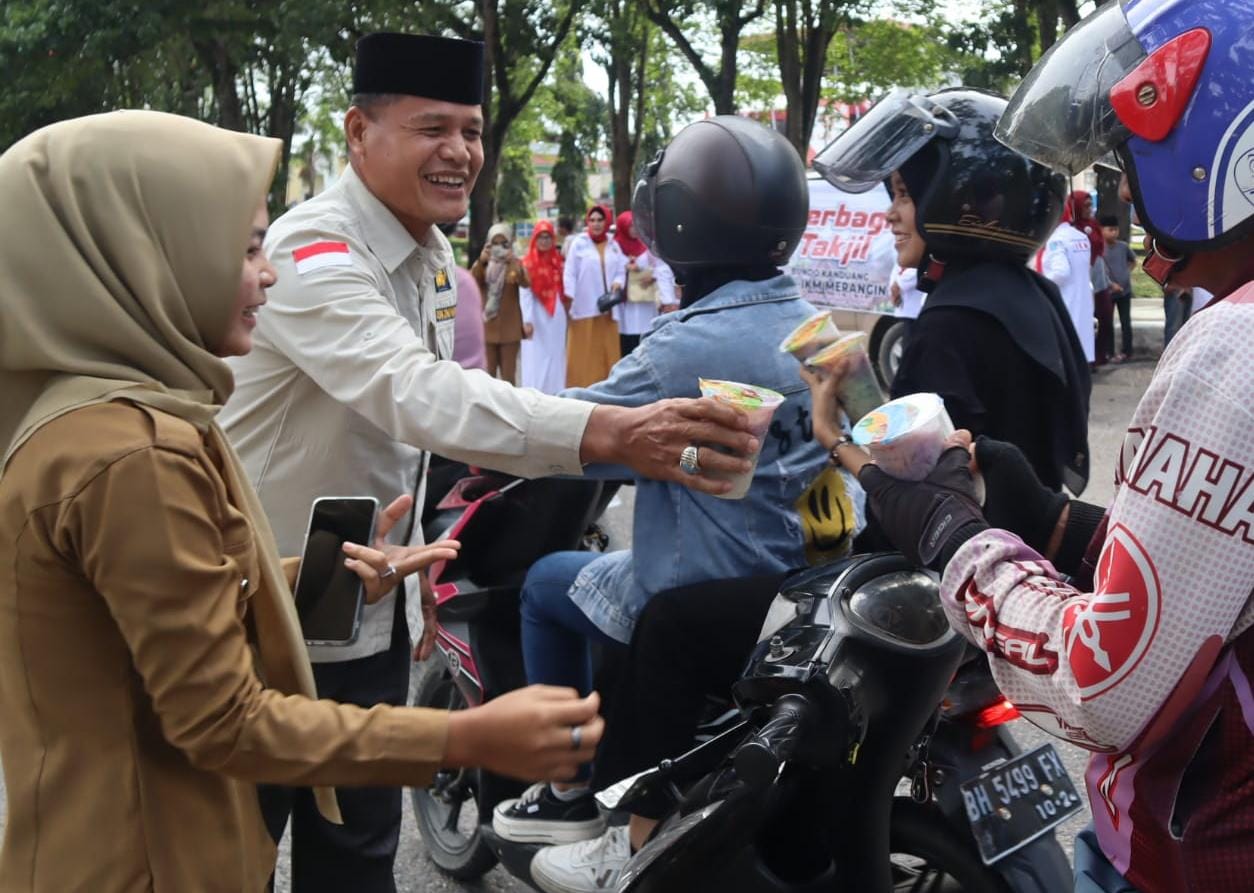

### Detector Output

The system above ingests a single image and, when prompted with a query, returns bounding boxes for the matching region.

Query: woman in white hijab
[0,111,600,891]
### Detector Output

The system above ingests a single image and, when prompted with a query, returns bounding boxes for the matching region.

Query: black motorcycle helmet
[813,88,1065,265]
[632,116,809,272]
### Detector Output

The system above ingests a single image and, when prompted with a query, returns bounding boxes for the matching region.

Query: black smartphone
[293,496,378,646]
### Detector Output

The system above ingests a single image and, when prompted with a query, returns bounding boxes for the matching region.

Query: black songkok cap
[353,33,485,106]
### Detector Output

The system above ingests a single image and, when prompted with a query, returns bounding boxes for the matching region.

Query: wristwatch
[828,434,854,465]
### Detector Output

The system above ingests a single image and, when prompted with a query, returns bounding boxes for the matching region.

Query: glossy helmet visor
[632,157,659,252]
[993,1,1147,176]
[813,88,959,194]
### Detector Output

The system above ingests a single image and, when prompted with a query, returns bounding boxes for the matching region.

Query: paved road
[0,359,1158,892]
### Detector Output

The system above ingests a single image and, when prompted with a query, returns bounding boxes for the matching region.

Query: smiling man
[219,32,756,892]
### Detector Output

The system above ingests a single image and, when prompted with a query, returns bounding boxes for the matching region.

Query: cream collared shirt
[222,166,592,662]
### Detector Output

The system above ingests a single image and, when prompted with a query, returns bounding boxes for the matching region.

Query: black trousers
[1114,291,1134,356]
[590,574,785,817]
[261,607,411,892]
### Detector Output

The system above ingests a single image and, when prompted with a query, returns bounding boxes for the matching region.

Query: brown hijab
[0,110,341,822]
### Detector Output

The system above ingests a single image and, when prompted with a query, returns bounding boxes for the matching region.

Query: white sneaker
[530,825,633,893]
[493,782,607,844]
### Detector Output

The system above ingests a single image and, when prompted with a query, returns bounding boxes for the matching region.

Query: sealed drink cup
[851,393,955,481]
[779,311,840,361]
[805,332,886,425]
[698,378,785,499]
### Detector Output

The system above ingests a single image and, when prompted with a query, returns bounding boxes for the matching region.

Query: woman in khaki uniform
[0,111,601,893]
[471,222,529,382]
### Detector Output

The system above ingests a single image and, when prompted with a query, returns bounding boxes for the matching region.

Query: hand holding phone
[294,497,379,646]
[295,495,461,646]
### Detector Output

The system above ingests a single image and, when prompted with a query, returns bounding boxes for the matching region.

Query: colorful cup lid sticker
[852,393,943,445]
[698,378,784,408]
[780,312,837,352]
[806,331,868,366]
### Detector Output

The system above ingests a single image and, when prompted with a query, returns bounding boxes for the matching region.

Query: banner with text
[786,178,897,314]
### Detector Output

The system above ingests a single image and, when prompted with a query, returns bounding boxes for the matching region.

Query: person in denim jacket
[493,116,866,859]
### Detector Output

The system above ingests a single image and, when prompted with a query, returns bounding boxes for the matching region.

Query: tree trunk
[1011,0,1036,74]
[714,21,740,115]
[469,0,581,256]
[608,55,635,213]
[776,0,840,160]
[470,142,500,260]
[776,0,804,153]
[469,0,500,260]
[606,1,646,214]
[1037,0,1061,54]
[642,0,762,117]
[194,39,245,132]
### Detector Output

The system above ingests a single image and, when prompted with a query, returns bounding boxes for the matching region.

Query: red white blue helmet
[996,0,1254,259]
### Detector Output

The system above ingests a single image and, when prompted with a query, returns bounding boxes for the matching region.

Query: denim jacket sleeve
[561,336,666,479]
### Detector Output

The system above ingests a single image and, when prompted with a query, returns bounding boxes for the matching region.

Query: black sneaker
[492,782,607,844]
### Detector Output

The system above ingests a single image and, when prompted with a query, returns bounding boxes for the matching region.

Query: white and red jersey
[941,284,1254,893]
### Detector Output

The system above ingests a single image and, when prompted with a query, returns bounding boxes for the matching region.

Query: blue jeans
[521,551,620,695]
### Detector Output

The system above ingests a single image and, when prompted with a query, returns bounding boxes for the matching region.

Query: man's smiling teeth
[426,175,465,187]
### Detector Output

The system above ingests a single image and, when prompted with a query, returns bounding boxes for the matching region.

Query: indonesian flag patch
[293,241,352,274]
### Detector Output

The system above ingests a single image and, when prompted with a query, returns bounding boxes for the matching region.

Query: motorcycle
[607,556,1082,892]
[409,466,1080,891]
[409,468,617,880]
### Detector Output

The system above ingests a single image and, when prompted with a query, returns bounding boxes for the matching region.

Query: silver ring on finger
[570,725,583,751]
[379,564,398,581]
[679,444,701,475]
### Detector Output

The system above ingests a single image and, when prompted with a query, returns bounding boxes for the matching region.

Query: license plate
[959,743,1084,865]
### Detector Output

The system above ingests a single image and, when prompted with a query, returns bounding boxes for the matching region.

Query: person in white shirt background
[890,263,925,320]
[519,219,569,394]
[610,210,678,356]
[564,204,627,386]
[1038,215,1096,366]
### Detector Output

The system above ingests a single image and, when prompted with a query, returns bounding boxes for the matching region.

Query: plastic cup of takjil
[852,393,955,481]
[698,378,786,499]
[805,332,886,425]
[779,311,841,362]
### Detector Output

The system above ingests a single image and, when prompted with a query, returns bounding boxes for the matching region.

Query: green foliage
[641,0,769,114]
[497,105,542,222]
[551,130,590,219]
[937,0,1036,92]
[0,0,382,210]
[824,18,955,103]
[635,26,705,169]
[2,0,1073,225]
[542,49,602,218]
[497,140,537,222]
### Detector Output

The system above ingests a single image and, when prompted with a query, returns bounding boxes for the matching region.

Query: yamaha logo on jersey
[1063,524,1162,700]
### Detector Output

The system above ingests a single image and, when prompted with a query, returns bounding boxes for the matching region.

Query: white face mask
[490,243,510,260]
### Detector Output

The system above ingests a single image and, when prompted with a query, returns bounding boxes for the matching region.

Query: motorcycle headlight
[846,569,950,647]
[755,594,801,644]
